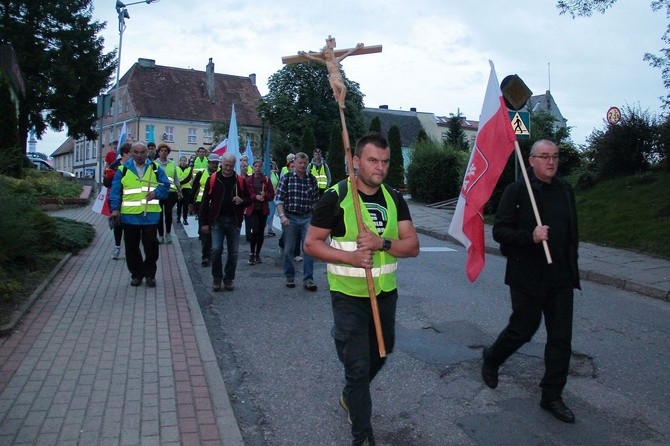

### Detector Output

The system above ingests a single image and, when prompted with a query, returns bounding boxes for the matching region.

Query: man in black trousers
[482,139,580,423]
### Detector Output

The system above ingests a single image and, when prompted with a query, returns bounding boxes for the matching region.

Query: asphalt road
[177,223,670,446]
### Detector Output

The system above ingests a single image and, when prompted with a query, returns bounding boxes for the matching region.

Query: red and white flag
[212,138,227,156]
[448,61,517,282]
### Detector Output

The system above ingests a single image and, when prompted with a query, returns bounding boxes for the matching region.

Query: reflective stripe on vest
[310,164,328,189]
[163,161,178,191]
[327,181,399,297]
[120,165,161,214]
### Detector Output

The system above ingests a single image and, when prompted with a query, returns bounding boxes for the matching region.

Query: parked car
[30,158,76,178]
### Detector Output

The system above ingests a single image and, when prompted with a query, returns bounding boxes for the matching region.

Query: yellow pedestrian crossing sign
[509,111,530,139]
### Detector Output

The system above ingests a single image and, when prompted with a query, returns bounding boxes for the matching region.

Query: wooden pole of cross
[283,36,387,357]
[139,176,162,216]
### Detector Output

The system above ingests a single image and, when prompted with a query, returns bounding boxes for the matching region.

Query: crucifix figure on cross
[282,35,382,109]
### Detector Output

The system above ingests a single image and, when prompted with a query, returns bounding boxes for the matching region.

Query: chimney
[379,105,388,109]
[410,107,417,112]
[206,58,215,103]
[138,58,155,68]
[249,73,256,85]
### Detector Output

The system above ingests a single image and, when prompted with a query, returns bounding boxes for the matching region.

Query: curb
[171,233,245,445]
[0,253,72,336]
[414,226,669,302]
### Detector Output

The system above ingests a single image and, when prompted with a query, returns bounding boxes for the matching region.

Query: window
[188,128,197,144]
[164,126,174,143]
[203,128,213,145]
[146,124,155,143]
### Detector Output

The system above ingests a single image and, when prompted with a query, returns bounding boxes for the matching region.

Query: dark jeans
[211,215,240,281]
[176,189,192,221]
[113,224,123,247]
[485,286,574,401]
[158,191,178,236]
[123,224,159,280]
[247,209,268,256]
[283,213,313,282]
[331,290,398,445]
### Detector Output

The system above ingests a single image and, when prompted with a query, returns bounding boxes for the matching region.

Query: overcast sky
[36,0,667,154]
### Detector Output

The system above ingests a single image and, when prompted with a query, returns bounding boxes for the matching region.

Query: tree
[446,114,469,151]
[301,126,316,152]
[386,125,405,189]
[0,77,26,177]
[369,116,381,133]
[558,1,670,108]
[327,123,346,183]
[258,61,366,151]
[587,104,659,179]
[0,1,116,150]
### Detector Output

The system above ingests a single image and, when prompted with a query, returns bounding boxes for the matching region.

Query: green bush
[407,139,466,203]
[50,217,95,253]
[0,172,94,322]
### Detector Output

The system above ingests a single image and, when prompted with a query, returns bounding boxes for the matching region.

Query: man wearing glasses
[482,139,580,424]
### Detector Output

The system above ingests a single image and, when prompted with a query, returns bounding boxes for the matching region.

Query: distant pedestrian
[191,154,220,267]
[482,139,580,423]
[244,160,275,264]
[199,153,250,291]
[274,152,320,291]
[308,148,331,195]
[109,141,169,287]
[176,156,193,225]
[104,142,132,259]
[155,143,182,244]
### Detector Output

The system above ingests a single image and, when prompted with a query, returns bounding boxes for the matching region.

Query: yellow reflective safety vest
[327,181,399,297]
[195,169,218,203]
[193,157,208,174]
[177,166,193,190]
[310,163,328,190]
[162,161,178,191]
[120,164,161,214]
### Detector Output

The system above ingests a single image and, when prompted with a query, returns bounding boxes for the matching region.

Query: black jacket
[493,172,580,293]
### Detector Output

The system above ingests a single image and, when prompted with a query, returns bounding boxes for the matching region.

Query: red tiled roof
[122,61,262,127]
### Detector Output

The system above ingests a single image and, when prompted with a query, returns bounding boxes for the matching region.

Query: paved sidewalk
[407,201,670,301]
[0,207,243,445]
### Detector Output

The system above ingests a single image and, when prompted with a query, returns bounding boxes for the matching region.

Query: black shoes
[130,277,142,287]
[541,397,575,423]
[146,277,156,288]
[481,347,499,389]
[223,280,234,291]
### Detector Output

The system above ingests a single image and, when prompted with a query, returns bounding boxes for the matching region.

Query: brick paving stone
[0,208,235,445]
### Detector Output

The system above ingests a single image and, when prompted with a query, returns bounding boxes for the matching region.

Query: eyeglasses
[531,154,559,161]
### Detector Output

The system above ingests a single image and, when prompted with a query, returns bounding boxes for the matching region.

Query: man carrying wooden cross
[305,133,419,446]
[110,141,169,288]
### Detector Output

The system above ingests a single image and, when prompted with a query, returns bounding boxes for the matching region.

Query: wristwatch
[381,238,392,251]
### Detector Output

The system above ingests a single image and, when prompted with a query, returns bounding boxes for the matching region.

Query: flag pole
[513,141,552,264]
[338,108,386,358]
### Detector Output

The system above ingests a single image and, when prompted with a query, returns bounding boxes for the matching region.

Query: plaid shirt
[275,171,320,215]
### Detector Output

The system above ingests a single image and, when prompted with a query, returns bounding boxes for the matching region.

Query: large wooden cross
[282,35,381,109]
[283,37,388,357]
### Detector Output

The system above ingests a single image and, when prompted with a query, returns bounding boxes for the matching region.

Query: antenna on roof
[548,62,551,92]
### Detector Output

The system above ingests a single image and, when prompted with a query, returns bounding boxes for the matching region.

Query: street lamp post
[102,0,159,181]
